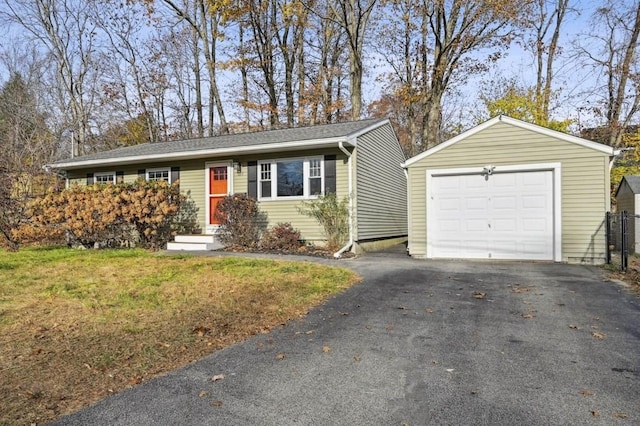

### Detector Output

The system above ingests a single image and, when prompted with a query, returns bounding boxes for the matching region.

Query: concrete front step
[166,242,221,251]
[167,234,223,251]
[174,234,218,244]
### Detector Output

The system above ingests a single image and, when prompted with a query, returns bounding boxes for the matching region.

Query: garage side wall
[407,122,610,264]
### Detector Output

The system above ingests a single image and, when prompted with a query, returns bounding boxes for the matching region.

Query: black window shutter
[171,167,180,188]
[86,173,94,185]
[116,171,124,184]
[138,169,146,180]
[324,155,336,194]
[247,161,258,199]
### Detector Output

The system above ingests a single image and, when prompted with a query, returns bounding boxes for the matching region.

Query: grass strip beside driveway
[0,247,359,425]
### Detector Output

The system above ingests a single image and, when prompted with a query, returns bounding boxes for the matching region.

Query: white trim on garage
[426,162,562,261]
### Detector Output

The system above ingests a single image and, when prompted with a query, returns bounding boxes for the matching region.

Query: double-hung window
[94,172,116,184]
[260,163,272,198]
[258,157,324,200]
[147,168,171,183]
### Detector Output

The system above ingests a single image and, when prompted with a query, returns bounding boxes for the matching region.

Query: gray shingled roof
[621,176,640,194]
[50,118,385,168]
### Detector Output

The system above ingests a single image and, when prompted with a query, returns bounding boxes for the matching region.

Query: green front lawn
[0,247,359,425]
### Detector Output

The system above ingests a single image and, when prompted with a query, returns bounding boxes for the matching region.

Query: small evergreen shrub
[260,223,302,252]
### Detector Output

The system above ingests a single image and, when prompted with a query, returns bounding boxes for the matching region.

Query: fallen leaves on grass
[511,286,531,294]
[211,401,223,407]
[579,390,594,397]
[592,332,606,340]
[473,292,486,299]
[193,326,210,337]
[591,409,600,417]
[425,308,434,314]
[521,313,536,319]
[0,249,359,426]
[613,412,629,419]
[276,353,286,360]
[322,345,331,353]
[199,391,209,398]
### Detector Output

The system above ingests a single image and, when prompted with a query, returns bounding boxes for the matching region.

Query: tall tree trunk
[239,22,251,129]
[330,0,377,121]
[608,2,640,147]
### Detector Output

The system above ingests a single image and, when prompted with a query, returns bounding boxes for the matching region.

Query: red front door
[209,166,228,225]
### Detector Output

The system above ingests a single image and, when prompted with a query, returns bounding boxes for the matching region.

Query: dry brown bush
[18,180,193,249]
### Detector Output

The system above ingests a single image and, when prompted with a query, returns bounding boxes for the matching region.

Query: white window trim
[146,167,172,183]
[94,171,116,184]
[258,156,324,201]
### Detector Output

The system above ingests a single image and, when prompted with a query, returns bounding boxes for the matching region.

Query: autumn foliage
[19,180,189,249]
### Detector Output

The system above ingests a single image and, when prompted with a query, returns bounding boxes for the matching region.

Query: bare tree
[244,0,281,127]
[328,0,377,120]
[579,0,640,147]
[372,0,424,156]
[0,73,56,249]
[305,0,348,124]
[0,0,100,156]
[525,0,570,123]
[419,0,528,148]
[372,0,528,151]
[161,0,229,135]
[94,0,159,143]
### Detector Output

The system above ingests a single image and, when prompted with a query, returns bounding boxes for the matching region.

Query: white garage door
[428,170,554,260]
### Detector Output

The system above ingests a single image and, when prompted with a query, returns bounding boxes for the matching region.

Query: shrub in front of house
[260,223,302,252]
[214,194,263,248]
[297,193,348,252]
[21,180,190,249]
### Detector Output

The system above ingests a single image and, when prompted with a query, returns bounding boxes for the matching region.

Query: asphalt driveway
[53,253,640,425]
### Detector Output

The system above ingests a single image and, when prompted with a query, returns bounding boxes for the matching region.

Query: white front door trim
[426,162,562,261]
[205,160,233,234]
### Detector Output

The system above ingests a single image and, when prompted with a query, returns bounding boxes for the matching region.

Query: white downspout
[610,149,625,173]
[403,167,410,254]
[334,141,354,258]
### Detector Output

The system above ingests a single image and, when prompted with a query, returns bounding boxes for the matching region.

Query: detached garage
[404,116,618,264]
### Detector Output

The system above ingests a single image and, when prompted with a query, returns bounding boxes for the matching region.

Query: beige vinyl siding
[232,149,349,242]
[65,148,347,242]
[407,121,611,263]
[67,167,141,185]
[354,124,407,240]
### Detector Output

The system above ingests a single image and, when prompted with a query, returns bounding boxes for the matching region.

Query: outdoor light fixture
[483,165,495,176]
[233,161,242,173]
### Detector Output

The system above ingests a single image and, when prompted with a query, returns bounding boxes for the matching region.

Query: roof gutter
[333,141,354,258]
[47,137,355,170]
